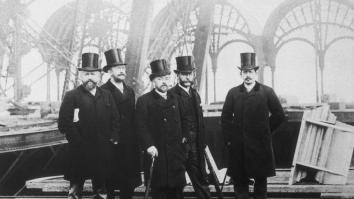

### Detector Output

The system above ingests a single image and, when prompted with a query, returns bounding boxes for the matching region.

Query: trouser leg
[152,186,184,199]
[105,178,115,199]
[152,187,166,199]
[92,178,107,199]
[253,177,267,199]
[119,186,135,199]
[232,173,249,199]
[186,142,211,199]
[68,180,84,199]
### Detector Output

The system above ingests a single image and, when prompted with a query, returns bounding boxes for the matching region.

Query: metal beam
[192,0,215,92]
[125,0,153,96]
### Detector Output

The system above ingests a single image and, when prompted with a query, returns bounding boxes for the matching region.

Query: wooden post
[125,0,154,96]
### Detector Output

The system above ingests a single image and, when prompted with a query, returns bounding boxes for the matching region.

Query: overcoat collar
[175,84,191,97]
[105,79,130,102]
[151,89,175,108]
[174,84,198,98]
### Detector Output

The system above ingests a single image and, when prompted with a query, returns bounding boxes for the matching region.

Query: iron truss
[143,0,256,96]
[263,0,354,101]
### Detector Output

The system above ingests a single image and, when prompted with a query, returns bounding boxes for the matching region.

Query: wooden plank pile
[289,104,354,185]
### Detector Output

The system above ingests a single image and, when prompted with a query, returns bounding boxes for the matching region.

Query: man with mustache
[101,49,141,199]
[136,59,186,199]
[221,53,285,199]
[170,56,211,199]
[58,53,120,199]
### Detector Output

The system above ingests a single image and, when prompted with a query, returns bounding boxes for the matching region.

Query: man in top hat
[100,48,141,199]
[135,59,186,199]
[58,53,120,199]
[221,52,285,199]
[170,56,211,199]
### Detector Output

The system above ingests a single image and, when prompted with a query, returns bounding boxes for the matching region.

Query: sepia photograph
[0,0,354,198]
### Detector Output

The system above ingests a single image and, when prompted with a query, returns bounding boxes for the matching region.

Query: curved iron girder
[214,39,255,57]
[146,0,256,94]
[147,0,254,61]
[263,0,354,70]
[38,0,130,69]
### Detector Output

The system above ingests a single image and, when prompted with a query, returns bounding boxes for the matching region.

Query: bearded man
[58,52,120,199]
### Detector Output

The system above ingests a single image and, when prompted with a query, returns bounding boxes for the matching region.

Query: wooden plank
[305,120,354,133]
[321,193,354,199]
[25,169,354,194]
[28,181,354,194]
[316,113,337,183]
[295,162,345,176]
[289,110,311,184]
[300,107,326,182]
[307,106,329,165]
[322,124,354,184]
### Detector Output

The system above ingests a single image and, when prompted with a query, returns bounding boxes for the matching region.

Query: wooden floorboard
[23,169,354,198]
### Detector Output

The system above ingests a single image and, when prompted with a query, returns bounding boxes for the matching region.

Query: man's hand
[147,146,158,157]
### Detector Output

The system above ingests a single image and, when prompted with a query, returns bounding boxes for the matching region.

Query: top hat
[174,56,195,73]
[78,53,101,71]
[103,48,126,72]
[238,52,259,71]
[149,59,171,81]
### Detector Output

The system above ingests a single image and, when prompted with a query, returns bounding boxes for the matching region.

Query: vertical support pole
[192,0,215,93]
[13,0,23,102]
[46,63,51,102]
[125,0,154,96]
[211,53,217,102]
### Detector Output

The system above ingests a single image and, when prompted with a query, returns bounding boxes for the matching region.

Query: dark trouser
[232,173,267,199]
[186,141,211,199]
[106,184,135,199]
[68,178,106,199]
[151,186,184,199]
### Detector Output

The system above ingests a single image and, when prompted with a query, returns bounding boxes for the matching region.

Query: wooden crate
[289,105,354,185]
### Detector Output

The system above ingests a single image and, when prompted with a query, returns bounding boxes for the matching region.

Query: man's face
[178,71,194,88]
[240,69,257,85]
[80,71,101,91]
[153,75,170,93]
[109,65,126,82]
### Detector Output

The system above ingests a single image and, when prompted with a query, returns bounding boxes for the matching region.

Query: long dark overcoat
[101,80,142,188]
[221,82,285,178]
[58,85,120,182]
[170,85,207,177]
[135,90,186,188]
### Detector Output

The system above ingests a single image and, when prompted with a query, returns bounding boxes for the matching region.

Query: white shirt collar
[244,82,256,92]
[89,87,97,96]
[155,89,167,99]
[178,83,190,95]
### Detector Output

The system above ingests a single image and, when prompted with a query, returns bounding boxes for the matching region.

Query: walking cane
[144,156,155,199]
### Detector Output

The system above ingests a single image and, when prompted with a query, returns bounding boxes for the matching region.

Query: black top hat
[149,59,171,81]
[103,48,126,72]
[78,53,101,71]
[238,52,259,71]
[174,56,195,73]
